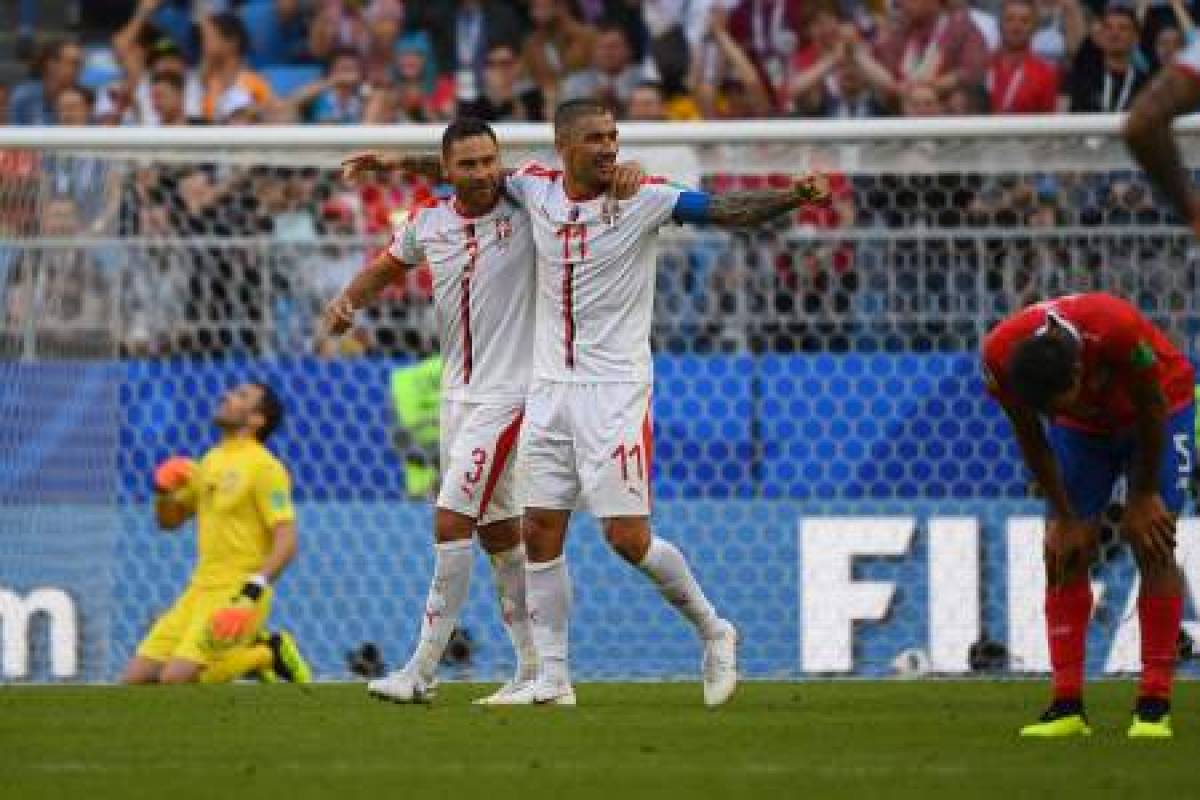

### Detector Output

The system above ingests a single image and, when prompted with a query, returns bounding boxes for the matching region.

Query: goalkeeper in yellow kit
[121,382,311,685]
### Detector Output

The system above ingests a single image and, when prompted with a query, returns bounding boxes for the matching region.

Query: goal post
[0,118,1198,682]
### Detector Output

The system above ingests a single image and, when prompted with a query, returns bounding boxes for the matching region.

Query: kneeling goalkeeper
[121,382,311,685]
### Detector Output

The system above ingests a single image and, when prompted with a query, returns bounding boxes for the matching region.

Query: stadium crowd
[1,0,1195,359]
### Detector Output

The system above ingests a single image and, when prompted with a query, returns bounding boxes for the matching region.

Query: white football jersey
[388,196,534,402]
[506,166,684,383]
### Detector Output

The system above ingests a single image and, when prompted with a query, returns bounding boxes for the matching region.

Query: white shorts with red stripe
[437,398,525,525]
[520,380,653,518]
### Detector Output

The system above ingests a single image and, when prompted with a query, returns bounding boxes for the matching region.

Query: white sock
[525,555,571,685]
[408,539,473,682]
[639,536,723,640]
[489,543,538,678]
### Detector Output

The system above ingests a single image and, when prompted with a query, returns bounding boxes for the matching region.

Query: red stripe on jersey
[563,261,576,369]
[641,397,654,511]
[461,224,479,383]
[478,411,524,517]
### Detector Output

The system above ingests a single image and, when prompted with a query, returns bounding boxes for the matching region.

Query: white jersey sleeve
[386,210,426,265]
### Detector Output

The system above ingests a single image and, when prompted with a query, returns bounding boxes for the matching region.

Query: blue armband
[671,191,712,224]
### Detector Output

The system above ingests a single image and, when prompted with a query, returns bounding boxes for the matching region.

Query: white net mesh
[2,121,1199,682]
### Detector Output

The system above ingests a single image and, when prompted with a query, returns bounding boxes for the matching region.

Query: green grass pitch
[1,681,1194,799]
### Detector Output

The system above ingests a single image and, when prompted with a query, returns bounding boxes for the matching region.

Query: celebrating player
[122,382,311,685]
[982,293,1193,738]
[324,119,642,705]
[501,98,831,707]
[1124,35,1200,236]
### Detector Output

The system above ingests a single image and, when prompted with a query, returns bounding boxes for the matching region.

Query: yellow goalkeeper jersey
[173,436,296,587]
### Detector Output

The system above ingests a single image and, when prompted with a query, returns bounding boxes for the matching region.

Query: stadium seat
[241,2,289,67]
[261,65,323,99]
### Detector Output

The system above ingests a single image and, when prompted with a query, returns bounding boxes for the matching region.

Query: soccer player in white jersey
[503,98,831,707]
[321,119,540,706]
[1125,35,1200,236]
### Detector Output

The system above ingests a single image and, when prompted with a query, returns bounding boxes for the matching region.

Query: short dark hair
[210,13,250,58]
[328,47,362,70]
[1105,3,1140,28]
[441,117,498,159]
[1007,332,1080,412]
[554,98,613,137]
[253,382,284,441]
[151,70,185,92]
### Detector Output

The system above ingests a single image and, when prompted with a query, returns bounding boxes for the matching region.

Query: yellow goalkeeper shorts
[135,581,273,665]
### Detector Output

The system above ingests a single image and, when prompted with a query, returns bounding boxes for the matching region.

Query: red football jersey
[982,293,1195,433]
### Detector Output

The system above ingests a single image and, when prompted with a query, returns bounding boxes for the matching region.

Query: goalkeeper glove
[153,456,195,494]
[209,577,267,643]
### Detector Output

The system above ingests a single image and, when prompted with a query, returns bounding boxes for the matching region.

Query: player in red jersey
[983,293,1193,738]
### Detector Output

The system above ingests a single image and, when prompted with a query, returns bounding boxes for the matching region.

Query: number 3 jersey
[388,194,535,403]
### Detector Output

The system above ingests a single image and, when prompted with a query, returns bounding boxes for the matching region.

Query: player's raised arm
[1123,66,1200,233]
[341,151,445,184]
[674,174,832,229]
[997,399,1076,521]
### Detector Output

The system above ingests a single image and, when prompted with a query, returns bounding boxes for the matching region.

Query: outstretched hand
[319,295,356,338]
[341,151,397,185]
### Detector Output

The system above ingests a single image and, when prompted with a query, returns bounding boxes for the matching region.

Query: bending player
[323,118,642,705]
[1124,34,1200,235]
[122,382,311,685]
[982,293,1193,738]
[501,99,831,706]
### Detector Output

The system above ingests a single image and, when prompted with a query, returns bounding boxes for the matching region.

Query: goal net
[2,119,1199,683]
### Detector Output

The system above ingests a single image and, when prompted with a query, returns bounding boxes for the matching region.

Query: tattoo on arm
[1125,69,1200,223]
[707,189,802,228]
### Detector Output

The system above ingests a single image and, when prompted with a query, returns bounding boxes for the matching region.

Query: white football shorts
[520,380,653,518]
[437,398,525,525]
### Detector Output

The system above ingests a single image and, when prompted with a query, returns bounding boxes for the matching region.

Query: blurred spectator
[364,0,405,76]
[365,33,456,123]
[54,85,94,126]
[866,0,989,110]
[1068,5,1149,112]
[523,0,596,113]
[9,39,84,125]
[787,4,841,114]
[200,13,274,122]
[571,0,649,62]
[110,26,205,125]
[986,0,1060,113]
[4,197,113,359]
[626,81,669,120]
[902,81,946,115]
[149,70,198,125]
[1031,0,1088,67]
[216,86,262,125]
[459,43,546,121]
[947,82,991,112]
[561,22,649,108]
[816,55,887,118]
[643,0,727,96]
[0,85,8,126]
[726,0,804,104]
[311,0,372,61]
[407,0,524,105]
[282,49,368,123]
[692,8,772,117]
[1154,24,1184,67]
[1136,0,1199,65]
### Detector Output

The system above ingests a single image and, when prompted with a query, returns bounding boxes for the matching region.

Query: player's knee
[159,663,200,684]
[478,518,521,554]
[522,510,567,561]
[434,508,475,544]
[1042,545,1094,584]
[603,519,650,563]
